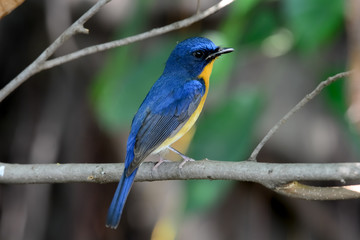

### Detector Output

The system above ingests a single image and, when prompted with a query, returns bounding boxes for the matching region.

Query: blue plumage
[106,37,233,229]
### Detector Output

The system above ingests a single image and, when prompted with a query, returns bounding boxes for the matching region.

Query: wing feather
[126,79,205,175]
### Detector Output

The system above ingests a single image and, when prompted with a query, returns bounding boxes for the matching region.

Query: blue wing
[127,78,205,175]
[106,77,205,228]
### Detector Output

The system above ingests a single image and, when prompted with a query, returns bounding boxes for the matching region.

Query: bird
[106,37,233,229]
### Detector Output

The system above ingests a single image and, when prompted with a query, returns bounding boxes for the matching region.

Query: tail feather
[106,168,138,229]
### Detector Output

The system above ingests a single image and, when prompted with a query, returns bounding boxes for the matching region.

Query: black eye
[193,50,204,58]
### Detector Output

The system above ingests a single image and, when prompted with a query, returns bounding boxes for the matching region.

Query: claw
[179,156,195,168]
[167,146,195,168]
[153,156,171,170]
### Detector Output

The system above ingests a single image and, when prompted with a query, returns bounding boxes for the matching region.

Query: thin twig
[0,0,234,103]
[40,0,233,71]
[249,71,353,161]
[0,0,111,103]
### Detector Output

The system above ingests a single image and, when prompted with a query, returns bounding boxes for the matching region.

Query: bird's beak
[206,47,234,60]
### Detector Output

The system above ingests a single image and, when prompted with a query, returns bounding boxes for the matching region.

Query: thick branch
[1,161,360,200]
[2,161,360,184]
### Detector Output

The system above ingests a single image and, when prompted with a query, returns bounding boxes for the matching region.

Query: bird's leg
[167,146,195,168]
[153,155,171,170]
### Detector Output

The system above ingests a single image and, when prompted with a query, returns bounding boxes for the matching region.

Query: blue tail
[106,168,138,229]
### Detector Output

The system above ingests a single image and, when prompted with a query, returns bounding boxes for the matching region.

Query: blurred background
[1,0,360,239]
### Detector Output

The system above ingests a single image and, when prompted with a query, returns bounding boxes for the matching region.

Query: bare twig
[1,161,360,200]
[249,71,352,161]
[0,0,111,103]
[0,0,234,103]
[40,0,233,71]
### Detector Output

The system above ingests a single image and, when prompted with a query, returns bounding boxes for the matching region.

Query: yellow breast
[153,59,215,153]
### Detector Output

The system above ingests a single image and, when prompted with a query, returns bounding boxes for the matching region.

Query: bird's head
[164,37,234,78]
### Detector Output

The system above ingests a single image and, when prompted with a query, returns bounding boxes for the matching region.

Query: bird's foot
[179,156,195,168]
[167,146,195,168]
[153,157,171,170]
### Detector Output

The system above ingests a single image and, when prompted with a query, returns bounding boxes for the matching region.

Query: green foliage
[185,88,263,212]
[323,70,360,154]
[324,72,347,116]
[283,0,344,52]
[241,7,278,46]
[185,180,231,213]
[91,42,170,130]
[189,88,263,162]
[91,0,159,131]
[221,0,261,43]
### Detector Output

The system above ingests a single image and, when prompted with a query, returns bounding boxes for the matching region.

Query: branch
[0,0,234,103]
[1,161,360,200]
[0,70,356,200]
[249,71,353,161]
[275,181,360,200]
[41,0,234,71]
[0,0,111,103]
